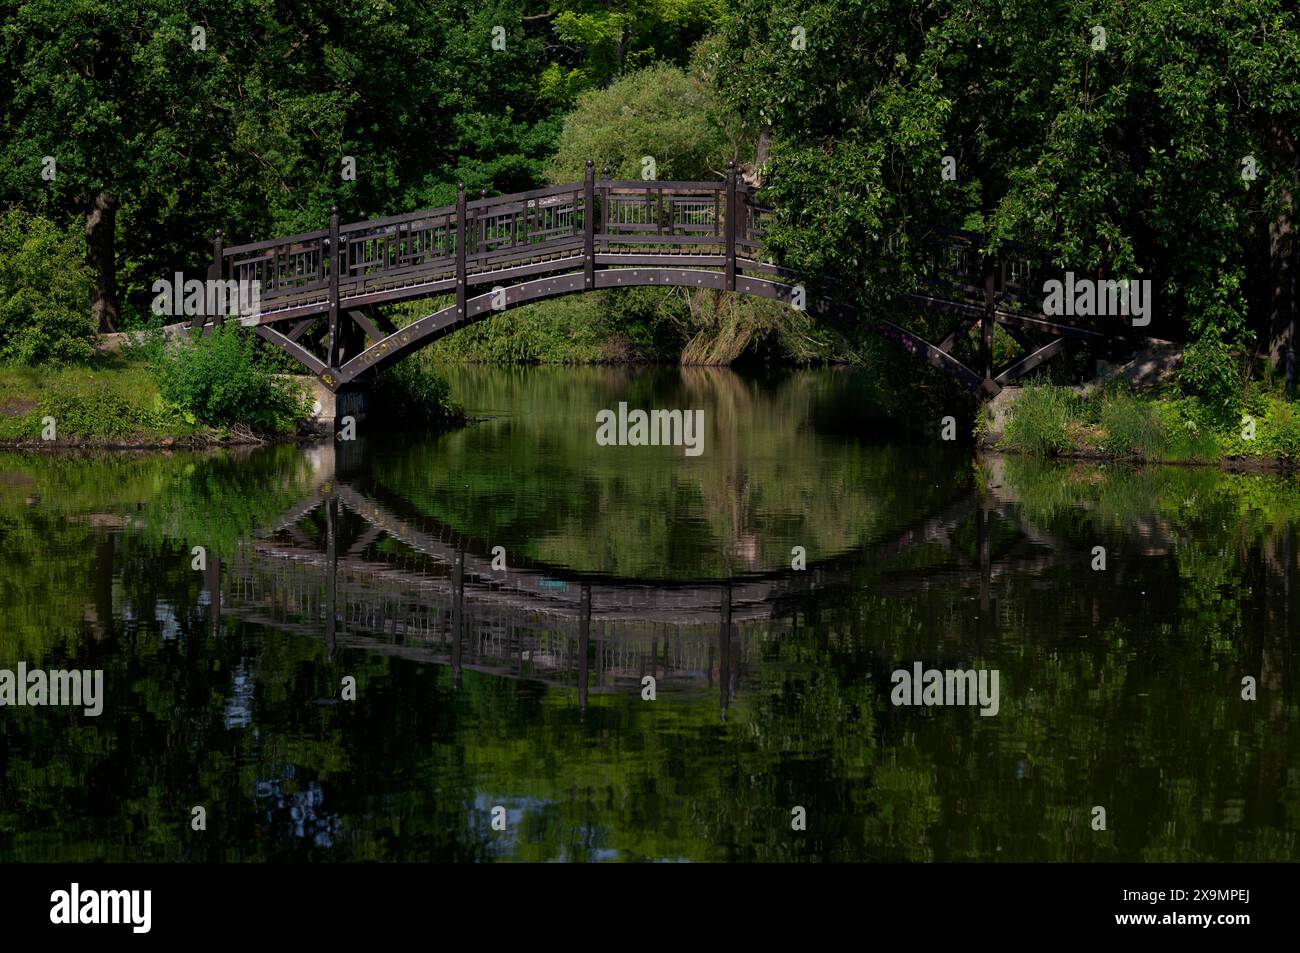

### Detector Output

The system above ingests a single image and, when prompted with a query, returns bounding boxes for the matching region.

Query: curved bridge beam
[336,269,803,385]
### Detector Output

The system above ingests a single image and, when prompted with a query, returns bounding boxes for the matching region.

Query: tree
[715,0,1300,401]
[546,63,731,181]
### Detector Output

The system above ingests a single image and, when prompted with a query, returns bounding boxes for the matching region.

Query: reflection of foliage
[367,365,972,577]
[0,446,318,665]
[3,397,1300,862]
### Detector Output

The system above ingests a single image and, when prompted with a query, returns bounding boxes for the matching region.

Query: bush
[1179,336,1242,425]
[1261,402,1300,461]
[1002,384,1080,456]
[371,359,464,426]
[154,325,308,434]
[0,208,95,365]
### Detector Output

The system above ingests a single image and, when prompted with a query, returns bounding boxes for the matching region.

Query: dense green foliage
[716,0,1300,411]
[0,0,719,331]
[371,357,465,427]
[547,63,730,181]
[0,207,94,364]
[1,0,1297,431]
[149,326,309,435]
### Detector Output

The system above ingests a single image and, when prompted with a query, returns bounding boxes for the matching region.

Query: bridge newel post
[204,227,224,332]
[327,206,340,370]
[583,160,595,290]
[981,246,996,389]
[455,183,467,320]
[724,160,737,292]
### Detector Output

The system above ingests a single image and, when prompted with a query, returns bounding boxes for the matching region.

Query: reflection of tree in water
[681,367,762,570]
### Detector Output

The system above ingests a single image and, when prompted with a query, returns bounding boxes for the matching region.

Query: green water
[0,365,1297,861]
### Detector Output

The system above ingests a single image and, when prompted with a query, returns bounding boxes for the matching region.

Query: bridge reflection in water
[207,454,1071,721]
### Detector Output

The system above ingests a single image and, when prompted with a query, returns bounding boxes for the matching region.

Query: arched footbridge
[206,161,1120,397]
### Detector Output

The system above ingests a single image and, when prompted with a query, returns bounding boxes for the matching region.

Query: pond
[0,365,1297,861]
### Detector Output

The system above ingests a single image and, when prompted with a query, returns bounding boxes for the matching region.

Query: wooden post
[583,160,595,290]
[724,160,737,292]
[210,228,224,327]
[455,183,467,320]
[327,206,340,369]
[981,248,995,385]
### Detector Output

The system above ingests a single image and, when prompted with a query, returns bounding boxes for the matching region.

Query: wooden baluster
[456,183,467,320]
[724,160,737,292]
[327,206,340,370]
[601,166,611,239]
[584,160,595,290]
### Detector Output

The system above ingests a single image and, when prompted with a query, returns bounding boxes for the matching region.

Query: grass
[0,355,206,444]
[1001,384,1082,456]
[997,380,1300,466]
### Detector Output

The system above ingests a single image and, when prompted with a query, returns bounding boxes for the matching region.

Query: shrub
[1178,336,1242,426]
[371,359,464,426]
[0,208,95,365]
[1002,384,1080,456]
[1259,399,1300,463]
[154,325,308,434]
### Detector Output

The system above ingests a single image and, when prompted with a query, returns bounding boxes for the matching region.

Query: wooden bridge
[206,162,1120,397]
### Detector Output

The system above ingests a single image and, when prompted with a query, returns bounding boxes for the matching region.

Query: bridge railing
[339,204,459,295]
[215,164,767,318]
[222,228,331,306]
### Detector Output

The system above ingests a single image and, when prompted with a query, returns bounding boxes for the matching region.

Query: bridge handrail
[223,228,329,257]
[466,181,583,209]
[339,204,456,235]
[599,179,725,191]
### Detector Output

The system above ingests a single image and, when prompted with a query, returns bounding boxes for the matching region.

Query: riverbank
[0,331,467,449]
[980,383,1300,471]
[0,358,231,448]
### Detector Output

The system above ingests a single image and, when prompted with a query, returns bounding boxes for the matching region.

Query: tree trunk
[1265,121,1297,389]
[85,191,119,334]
